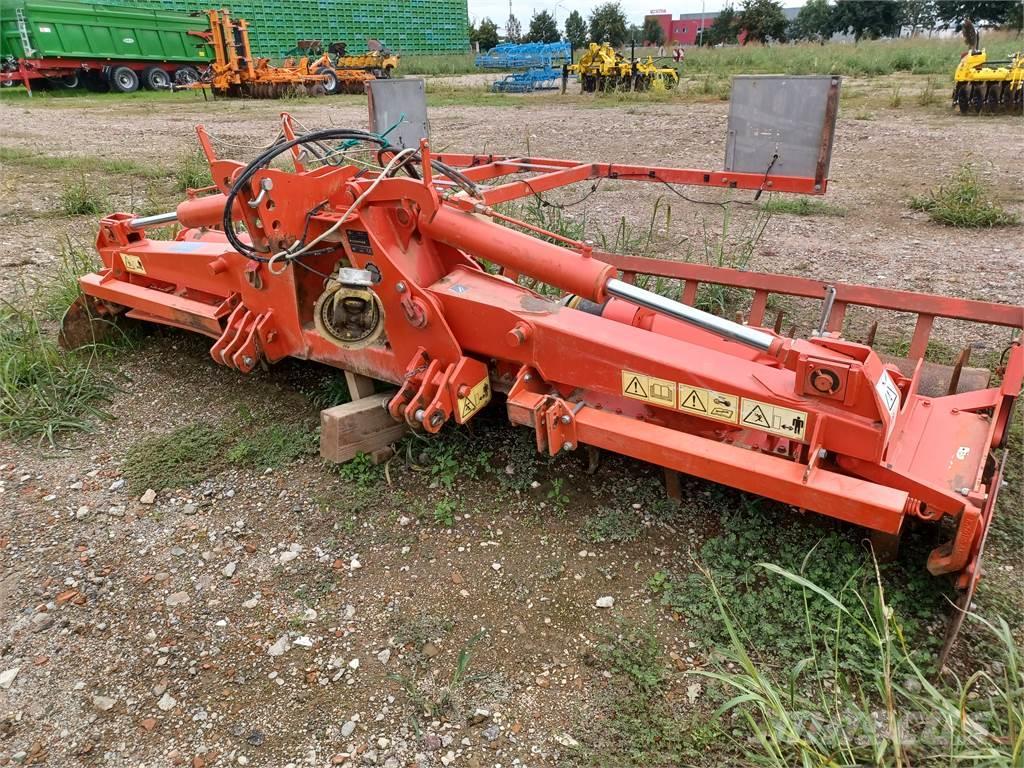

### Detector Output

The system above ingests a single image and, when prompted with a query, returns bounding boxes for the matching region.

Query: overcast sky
[466,0,805,28]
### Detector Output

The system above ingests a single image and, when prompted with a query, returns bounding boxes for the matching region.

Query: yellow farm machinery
[952,22,1023,114]
[289,40,400,95]
[568,42,678,93]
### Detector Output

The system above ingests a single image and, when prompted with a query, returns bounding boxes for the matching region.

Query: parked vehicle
[0,0,212,94]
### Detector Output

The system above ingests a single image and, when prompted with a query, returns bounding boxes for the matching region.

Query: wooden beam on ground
[320,392,408,465]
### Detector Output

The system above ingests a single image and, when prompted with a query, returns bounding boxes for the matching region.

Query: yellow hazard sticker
[620,369,809,442]
[121,254,146,275]
[621,371,676,409]
[678,385,739,425]
[457,375,491,422]
[740,398,808,441]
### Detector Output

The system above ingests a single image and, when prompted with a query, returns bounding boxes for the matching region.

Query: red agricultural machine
[64,78,1022,660]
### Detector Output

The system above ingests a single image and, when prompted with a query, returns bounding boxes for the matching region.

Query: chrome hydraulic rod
[605,277,775,352]
[128,211,178,229]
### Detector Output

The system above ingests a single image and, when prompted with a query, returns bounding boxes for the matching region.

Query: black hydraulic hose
[222,128,482,260]
[223,128,388,260]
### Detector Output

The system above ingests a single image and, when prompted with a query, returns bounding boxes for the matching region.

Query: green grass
[581,506,643,544]
[175,149,214,192]
[123,410,315,490]
[0,306,116,444]
[761,195,847,217]
[910,165,1020,228]
[0,146,171,179]
[399,52,477,76]
[0,244,131,444]
[696,563,1024,766]
[661,35,1022,77]
[647,497,951,676]
[58,175,107,215]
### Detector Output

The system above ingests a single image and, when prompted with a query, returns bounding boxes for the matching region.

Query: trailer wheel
[142,67,171,91]
[83,71,110,93]
[174,66,200,86]
[109,66,139,93]
[316,66,339,94]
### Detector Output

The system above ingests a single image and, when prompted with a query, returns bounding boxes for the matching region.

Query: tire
[316,65,338,94]
[108,65,139,93]
[142,66,170,90]
[82,70,110,93]
[174,66,200,86]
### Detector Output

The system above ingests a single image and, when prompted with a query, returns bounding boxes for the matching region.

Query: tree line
[470,0,1023,51]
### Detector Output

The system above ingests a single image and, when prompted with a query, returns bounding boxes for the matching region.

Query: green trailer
[0,0,213,92]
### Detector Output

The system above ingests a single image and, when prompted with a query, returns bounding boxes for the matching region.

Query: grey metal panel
[366,78,429,150]
[725,75,841,187]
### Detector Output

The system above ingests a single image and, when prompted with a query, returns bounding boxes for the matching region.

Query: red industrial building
[645,10,717,46]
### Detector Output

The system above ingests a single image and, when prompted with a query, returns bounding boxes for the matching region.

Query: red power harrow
[68,113,1022,660]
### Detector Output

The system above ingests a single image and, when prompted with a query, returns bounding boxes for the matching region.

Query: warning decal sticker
[740,398,808,441]
[621,370,808,441]
[678,385,739,425]
[621,371,676,409]
[121,254,146,275]
[458,376,491,422]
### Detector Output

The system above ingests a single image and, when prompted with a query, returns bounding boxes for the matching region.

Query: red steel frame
[0,57,193,92]
[77,117,1022,597]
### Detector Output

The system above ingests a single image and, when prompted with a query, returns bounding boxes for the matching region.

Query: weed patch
[176,149,213,192]
[58,175,107,215]
[696,564,1024,766]
[123,410,315,490]
[0,306,115,444]
[910,165,1019,228]
[648,500,950,675]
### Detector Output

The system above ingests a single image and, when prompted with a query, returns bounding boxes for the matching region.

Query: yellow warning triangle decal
[681,390,707,413]
[742,404,771,427]
[624,376,648,398]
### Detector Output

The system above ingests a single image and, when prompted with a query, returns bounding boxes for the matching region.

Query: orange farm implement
[184,9,326,98]
[66,99,1022,662]
[289,40,400,95]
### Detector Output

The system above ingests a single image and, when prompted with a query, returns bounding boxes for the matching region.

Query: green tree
[832,0,902,39]
[565,10,588,52]
[505,14,522,42]
[705,5,740,45]
[739,0,789,43]
[789,0,834,41]
[526,10,560,43]
[588,2,629,46]
[473,17,499,51]
[627,22,644,44]
[935,1,1020,28]
[901,0,937,35]
[643,17,666,45]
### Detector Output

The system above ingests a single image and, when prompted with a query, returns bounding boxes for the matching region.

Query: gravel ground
[0,84,1021,767]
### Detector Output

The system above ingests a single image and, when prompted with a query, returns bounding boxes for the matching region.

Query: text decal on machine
[620,370,809,441]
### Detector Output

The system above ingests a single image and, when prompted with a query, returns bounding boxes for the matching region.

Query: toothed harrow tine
[947,347,971,396]
[772,310,785,334]
[864,320,878,347]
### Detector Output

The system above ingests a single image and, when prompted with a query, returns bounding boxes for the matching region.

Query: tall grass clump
[694,562,1023,766]
[58,175,106,215]
[175,149,213,192]
[0,305,115,443]
[911,165,1020,228]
